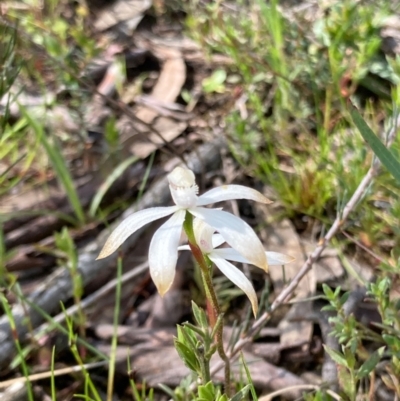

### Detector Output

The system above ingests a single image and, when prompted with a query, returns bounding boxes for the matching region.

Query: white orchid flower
[97,166,272,296]
[178,218,294,316]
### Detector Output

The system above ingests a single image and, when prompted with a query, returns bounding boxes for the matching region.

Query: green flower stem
[183,212,231,396]
[198,345,211,385]
[201,265,218,327]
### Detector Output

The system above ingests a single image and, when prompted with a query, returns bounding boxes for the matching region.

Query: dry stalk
[33,261,149,339]
[0,361,107,389]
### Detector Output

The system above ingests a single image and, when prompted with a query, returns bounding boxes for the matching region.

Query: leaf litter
[1,0,400,400]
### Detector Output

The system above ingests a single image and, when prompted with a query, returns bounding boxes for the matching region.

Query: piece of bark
[2,190,65,234]
[145,290,185,329]
[4,177,102,249]
[6,222,101,273]
[33,260,149,345]
[237,352,306,399]
[342,256,374,291]
[130,117,188,159]
[93,0,151,32]
[87,270,183,327]
[5,213,72,250]
[0,86,79,136]
[250,342,281,365]
[5,162,147,252]
[135,95,193,121]
[119,49,188,159]
[0,382,28,401]
[95,326,176,344]
[316,305,340,392]
[84,59,127,131]
[6,250,55,273]
[3,177,101,248]
[125,291,157,327]
[0,137,226,369]
[0,382,44,401]
[303,244,344,283]
[381,16,400,56]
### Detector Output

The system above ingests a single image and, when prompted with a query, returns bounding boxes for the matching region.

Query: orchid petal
[193,218,215,253]
[209,255,258,316]
[265,251,295,266]
[177,226,223,251]
[190,207,268,271]
[197,185,272,206]
[211,234,225,248]
[149,209,186,296]
[211,248,249,263]
[212,248,294,266]
[97,206,178,259]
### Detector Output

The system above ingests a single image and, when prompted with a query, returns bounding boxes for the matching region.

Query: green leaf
[238,353,257,401]
[321,305,336,312]
[89,155,138,217]
[337,364,355,400]
[350,105,400,184]
[322,284,334,298]
[356,346,385,379]
[158,384,177,400]
[343,346,356,369]
[383,334,400,350]
[230,384,251,401]
[378,276,391,293]
[202,69,227,93]
[176,325,197,349]
[174,339,200,373]
[20,106,85,225]
[210,314,224,340]
[182,322,206,339]
[340,291,350,306]
[323,345,348,367]
[198,381,215,401]
[192,301,208,329]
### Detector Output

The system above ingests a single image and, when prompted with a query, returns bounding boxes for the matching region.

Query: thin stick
[0,361,107,389]
[33,261,148,338]
[258,384,342,401]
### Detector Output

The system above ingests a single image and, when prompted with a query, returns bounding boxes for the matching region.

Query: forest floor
[1,1,400,400]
